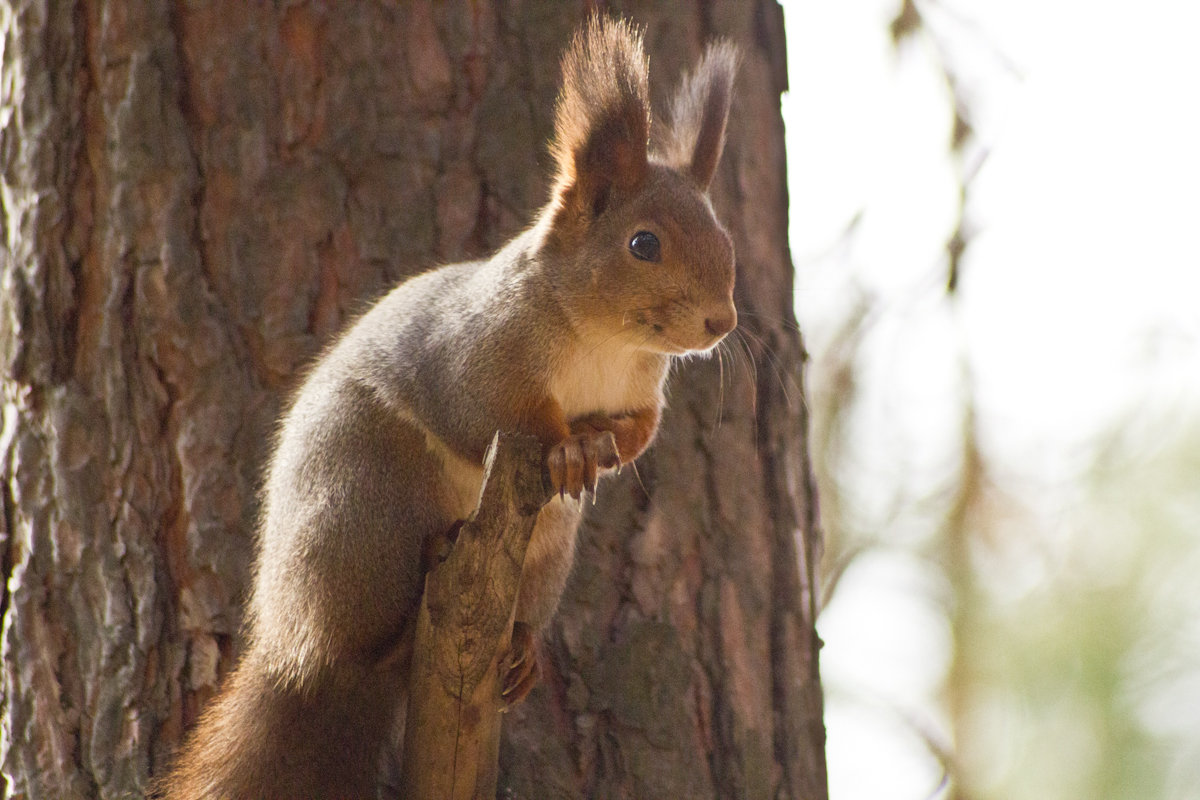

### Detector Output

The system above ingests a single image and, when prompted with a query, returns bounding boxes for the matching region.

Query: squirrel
[162,16,738,800]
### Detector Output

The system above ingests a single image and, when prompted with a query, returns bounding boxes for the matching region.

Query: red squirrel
[163,17,738,799]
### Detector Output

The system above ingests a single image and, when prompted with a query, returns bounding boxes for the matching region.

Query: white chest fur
[549,333,667,419]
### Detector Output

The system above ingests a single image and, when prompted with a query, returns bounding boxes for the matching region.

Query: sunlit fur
[161,16,738,799]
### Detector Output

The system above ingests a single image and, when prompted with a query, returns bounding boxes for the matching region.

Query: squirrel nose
[704,307,737,339]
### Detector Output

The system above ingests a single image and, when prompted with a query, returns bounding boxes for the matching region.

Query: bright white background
[781,0,1200,797]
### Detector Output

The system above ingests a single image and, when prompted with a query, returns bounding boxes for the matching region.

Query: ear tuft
[659,41,740,192]
[551,17,651,218]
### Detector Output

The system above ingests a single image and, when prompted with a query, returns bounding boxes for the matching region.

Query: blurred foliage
[953,410,1200,800]
[806,2,1200,799]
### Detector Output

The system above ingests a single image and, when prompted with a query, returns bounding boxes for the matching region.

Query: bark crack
[0,453,15,638]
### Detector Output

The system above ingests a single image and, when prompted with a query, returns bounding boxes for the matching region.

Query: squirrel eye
[629,231,661,262]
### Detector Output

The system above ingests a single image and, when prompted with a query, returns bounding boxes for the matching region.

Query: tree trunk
[0,2,825,798]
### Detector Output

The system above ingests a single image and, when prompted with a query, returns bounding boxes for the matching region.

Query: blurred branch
[939,370,987,800]
[917,0,1027,80]
[889,0,923,46]
[811,290,872,607]
[887,0,1007,295]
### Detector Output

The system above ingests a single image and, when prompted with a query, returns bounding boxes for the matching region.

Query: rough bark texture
[0,2,825,799]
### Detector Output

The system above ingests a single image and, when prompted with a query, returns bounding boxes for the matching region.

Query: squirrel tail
[157,653,400,800]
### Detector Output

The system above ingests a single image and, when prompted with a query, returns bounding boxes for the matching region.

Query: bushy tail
[158,652,401,800]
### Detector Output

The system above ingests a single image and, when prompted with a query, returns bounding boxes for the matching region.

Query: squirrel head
[543,17,740,356]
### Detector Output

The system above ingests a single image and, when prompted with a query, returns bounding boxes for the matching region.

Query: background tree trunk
[0,2,825,798]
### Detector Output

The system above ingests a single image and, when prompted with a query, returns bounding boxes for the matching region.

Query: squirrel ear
[661,41,740,192]
[551,17,650,218]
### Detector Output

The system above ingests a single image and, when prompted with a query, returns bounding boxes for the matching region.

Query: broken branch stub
[400,431,552,800]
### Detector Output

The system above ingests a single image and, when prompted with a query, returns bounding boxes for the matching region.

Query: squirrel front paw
[501,621,541,708]
[547,430,619,500]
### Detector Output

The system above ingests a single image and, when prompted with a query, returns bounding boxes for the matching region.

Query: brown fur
[658,41,741,189]
[161,16,738,799]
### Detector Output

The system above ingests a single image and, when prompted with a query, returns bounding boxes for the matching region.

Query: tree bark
[0,2,826,798]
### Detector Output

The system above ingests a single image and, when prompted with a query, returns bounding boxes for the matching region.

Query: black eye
[629,231,661,262]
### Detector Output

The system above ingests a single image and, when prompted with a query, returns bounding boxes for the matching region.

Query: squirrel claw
[501,622,540,707]
[547,429,619,501]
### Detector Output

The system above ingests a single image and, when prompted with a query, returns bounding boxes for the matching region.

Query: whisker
[732,330,760,445]
[736,331,758,387]
[714,340,726,431]
[737,308,803,334]
[628,458,650,500]
[617,329,653,384]
[733,324,796,411]
[577,326,636,363]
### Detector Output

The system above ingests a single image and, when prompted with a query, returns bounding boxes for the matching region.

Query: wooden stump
[400,431,551,800]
